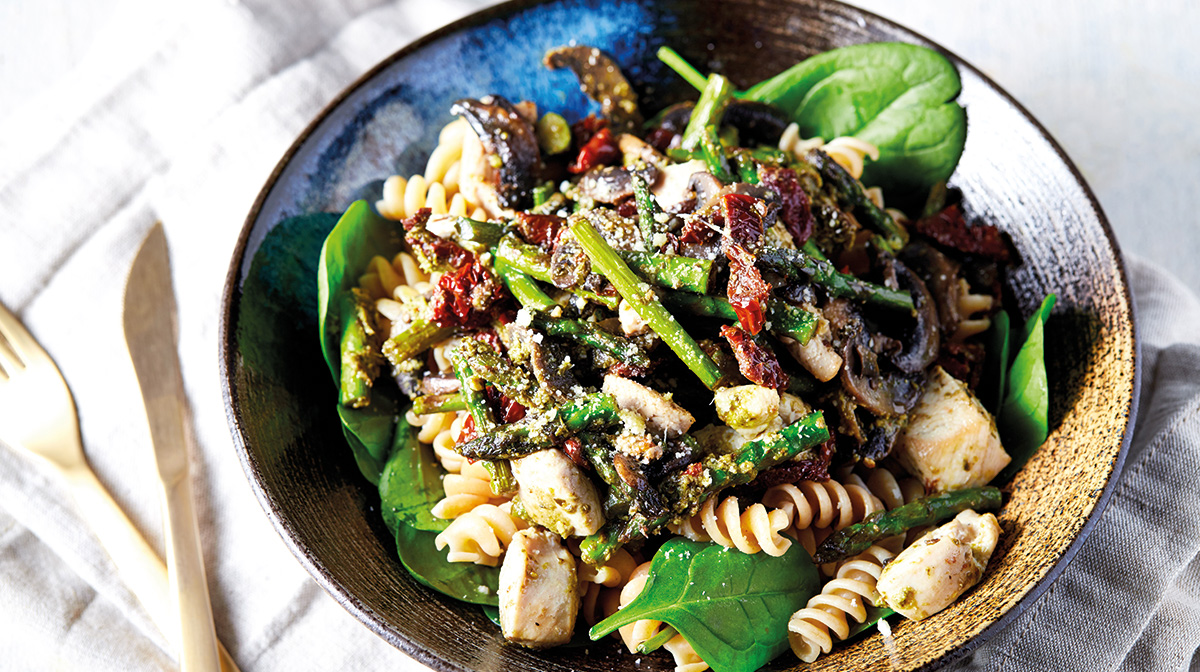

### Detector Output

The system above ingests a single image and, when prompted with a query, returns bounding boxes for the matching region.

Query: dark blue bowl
[220,1,1136,670]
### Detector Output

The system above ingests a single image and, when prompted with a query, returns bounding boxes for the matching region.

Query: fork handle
[64,467,241,672]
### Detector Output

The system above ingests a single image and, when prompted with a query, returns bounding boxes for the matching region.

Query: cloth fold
[1,1,1198,670]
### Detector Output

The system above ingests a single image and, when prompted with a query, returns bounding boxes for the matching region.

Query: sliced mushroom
[450,96,541,210]
[827,299,923,417]
[886,256,941,374]
[544,45,643,132]
[577,162,659,205]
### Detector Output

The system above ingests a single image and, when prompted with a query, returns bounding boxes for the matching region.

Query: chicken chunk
[602,374,695,438]
[650,159,707,211]
[714,385,780,437]
[895,366,1011,493]
[876,509,1002,620]
[780,315,842,382]
[499,528,579,647]
[512,448,604,537]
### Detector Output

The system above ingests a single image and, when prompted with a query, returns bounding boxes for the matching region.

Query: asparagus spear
[338,289,382,408]
[411,393,467,415]
[580,411,830,564]
[495,260,653,367]
[812,487,1004,564]
[454,393,623,459]
[658,290,819,344]
[806,149,908,251]
[632,173,665,250]
[495,236,621,310]
[448,346,515,495]
[680,74,736,182]
[380,318,453,370]
[571,219,724,389]
[756,246,914,312]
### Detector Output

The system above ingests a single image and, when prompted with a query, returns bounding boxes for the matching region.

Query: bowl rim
[218,1,1139,669]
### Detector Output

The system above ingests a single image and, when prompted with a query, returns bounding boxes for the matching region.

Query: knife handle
[162,472,221,672]
[63,466,241,672]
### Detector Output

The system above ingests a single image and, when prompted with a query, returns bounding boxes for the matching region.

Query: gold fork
[0,301,239,671]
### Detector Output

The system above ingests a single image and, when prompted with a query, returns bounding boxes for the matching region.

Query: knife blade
[123,222,221,672]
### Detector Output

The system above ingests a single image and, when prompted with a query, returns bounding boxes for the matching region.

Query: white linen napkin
[1,1,1198,670]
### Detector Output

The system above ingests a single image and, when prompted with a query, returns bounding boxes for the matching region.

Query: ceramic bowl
[219,1,1138,669]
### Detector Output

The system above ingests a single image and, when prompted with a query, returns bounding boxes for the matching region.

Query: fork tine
[0,301,39,366]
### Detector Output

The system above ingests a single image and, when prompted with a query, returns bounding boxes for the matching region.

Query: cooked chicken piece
[777,392,812,425]
[650,159,707,211]
[896,366,1011,493]
[780,315,842,382]
[714,385,779,437]
[499,527,579,647]
[602,374,695,438]
[876,509,1001,620]
[512,448,604,537]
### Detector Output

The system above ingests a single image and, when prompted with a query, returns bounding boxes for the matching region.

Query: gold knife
[124,222,222,671]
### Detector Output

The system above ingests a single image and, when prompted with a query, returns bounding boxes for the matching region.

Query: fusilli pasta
[616,562,710,672]
[670,494,793,556]
[762,479,884,533]
[787,544,895,663]
[376,118,489,221]
[433,501,527,566]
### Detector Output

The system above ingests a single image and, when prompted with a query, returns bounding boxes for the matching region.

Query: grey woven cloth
[1,0,1198,670]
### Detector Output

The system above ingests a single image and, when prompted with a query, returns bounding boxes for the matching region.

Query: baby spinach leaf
[844,605,896,641]
[394,522,499,607]
[317,199,405,485]
[743,42,965,197]
[980,309,1011,414]
[481,605,501,626]
[379,412,449,533]
[591,538,819,672]
[997,294,1056,480]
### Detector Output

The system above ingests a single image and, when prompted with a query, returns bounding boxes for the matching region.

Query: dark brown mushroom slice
[828,299,923,417]
[652,101,695,134]
[544,45,643,133]
[886,256,941,374]
[901,241,962,338]
[577,162,658,205]
[450,95,541,210]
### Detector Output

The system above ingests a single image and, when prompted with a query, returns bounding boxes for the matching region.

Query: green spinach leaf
[997,294,1056,479]
[980,309,1011,414]
[743,42,965,197]
[394,522,499,607]
[317,199,406,484]
[379,412,449,533]
[591,538,819,672]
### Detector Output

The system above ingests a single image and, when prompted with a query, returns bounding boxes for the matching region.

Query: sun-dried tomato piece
[474,329,504,354]
[720,324,788,390]
[570,115,608,148]
[759,166,814,244]
[677,213,719,246]
[429,259,511,329]
[608,359,650,379]
[646,127,677,153]
[937,339,985,390]
[723,239,770,335]
[616,195,639,219]
[483,383,527,424]
[457,413,478,443]
[722,193,765,249]
[514,212,567,247]
[736,437,836,493]
[913,204,1012,263]
[561,437,587,468]
[568,127,620,174]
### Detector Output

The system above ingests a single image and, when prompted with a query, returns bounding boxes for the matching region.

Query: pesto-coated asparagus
[756,246,914,312]
[411,393,467,415]
[659,290,819,344]
[454,393,623,460]
[580,411,830,564]
[812,487,1004,564]
[380,318,453,370]
[632,174,665,251]
[807,148,909,250]
[448,346,515,495]
[494,236,621,310]
[681,74,736,182]
[530,313,651,369]
[571,219,723,389]
[338,290,381,408]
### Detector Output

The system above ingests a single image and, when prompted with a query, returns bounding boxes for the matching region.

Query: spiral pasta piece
[954,278,996,341]
[787,544,895,663]
[431,459,505,520]
[670,494,793,556]
[433,502,527,566]
[778,122,880,180]
[376,118,488,221]
[762,479,884,533]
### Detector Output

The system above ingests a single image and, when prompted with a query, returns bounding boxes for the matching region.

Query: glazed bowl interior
[220,1,1137,670]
